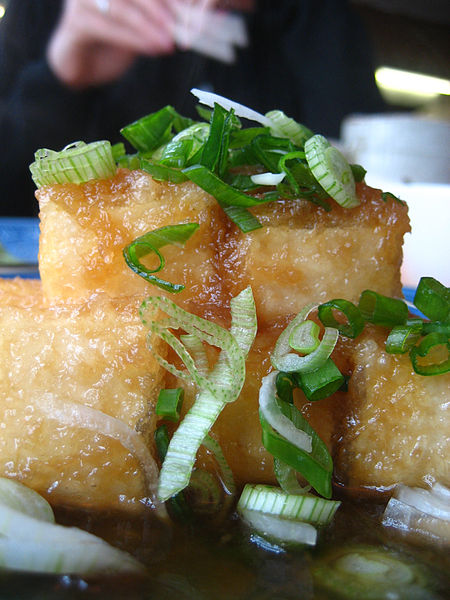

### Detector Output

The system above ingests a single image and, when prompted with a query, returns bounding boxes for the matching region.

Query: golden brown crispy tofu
[0,279,164,512]
[222,183,410,325]
[334,326,450,491]
[38,173,409,328]
[37,169,225,318]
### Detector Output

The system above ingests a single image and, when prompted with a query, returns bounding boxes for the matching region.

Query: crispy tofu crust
[37,171,410,326]
[334,327,450,491]
[0,280,165,512]
[2,170,424,510]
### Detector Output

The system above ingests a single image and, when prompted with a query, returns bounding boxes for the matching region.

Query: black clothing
[0,0,384,216]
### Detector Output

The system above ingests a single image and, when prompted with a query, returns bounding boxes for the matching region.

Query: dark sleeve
[0,1,96,216]
[252,0,385,138]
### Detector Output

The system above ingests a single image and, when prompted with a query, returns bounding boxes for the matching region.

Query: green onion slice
[123,223,199,293]
[0,478,54,524]
[156,388,184,422]
[265,110,313,147]
[271,303,339,373]
[260,372,312,454]
[386,323,423,354]
[143,287,257,501]
[274,459,311,496]
[414,276,450,322]
[409,332,450,376]
[259,372,333,498]
[202,434,236,499]
[159,122,210,168]
[358,290,408,328]
[305,134,359,208]
[238,484,340,526]
[30,141,117,188]
[318,299,365,339]
[190,88,272,127]
[288,320,320,354]
[296,358,345,402]
[140,158,189,183]
[120,105,179,152]
[240,508,317,547]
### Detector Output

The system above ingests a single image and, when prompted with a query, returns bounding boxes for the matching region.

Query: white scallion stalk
[250,172,285,186]
[0,477,54,523]
[259,371,312,453]
[145,287,257,502]
[29,141,117,188]
[34,394,160,506]
[382,482,450,543]
[0,478,144,575]
[305,134,359,208]
[240,509,317,547]
[271,303,338,373]
[238,484,340,526]
[190,88,273,127]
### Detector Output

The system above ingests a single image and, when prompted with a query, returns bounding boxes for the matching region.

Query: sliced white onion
[250,172,285,186]
[190,88,273,127]
[259,372,312,453]
[34,394,159,505]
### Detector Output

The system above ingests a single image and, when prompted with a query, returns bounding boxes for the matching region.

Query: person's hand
[47,0,181,89]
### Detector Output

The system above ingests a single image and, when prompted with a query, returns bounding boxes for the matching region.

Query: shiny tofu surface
[334,327,450,491]
[0,280,164,512]
[38,172,409,326]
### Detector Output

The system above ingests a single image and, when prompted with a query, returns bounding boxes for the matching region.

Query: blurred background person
[0,0,384,216]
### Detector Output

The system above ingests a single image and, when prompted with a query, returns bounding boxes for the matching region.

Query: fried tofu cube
[222,183,410,325]
[0,279,164,512]
[334,327,450,491]
[37,169,225,317]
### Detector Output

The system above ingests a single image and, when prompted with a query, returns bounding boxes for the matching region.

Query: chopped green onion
[202,435,236,499]
[142,288,256,501]
[259,372,333,498]
[200,104,236,177]
[381,191,406,206]
[358,290,408,328]
[182,165,268,208]
[312,545,429,600]
[220,204,263,233]
[156,388,184,422]
[305,135,359,208]
[30,141,117,187]
[318,299,365,338]
[140,158,189,183]
[111,142,126,162]
[386,322,423,354]
[274,459,311,495]
[422,321,450,336]
[265,110,313,147]
[409,332,450,376]
[123,223,199,293]
[260,372,312,454]
[271,303,338,374]
[154,425,193,522]
[414,276,450,322]
[288,320,320,354]
[275,371,297,404]
[296,358,345,402]
[350,163,367,182]
[159,122,210,168]
[251,134,295,173]
[238,484,340,526]
[120,106,179,152]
